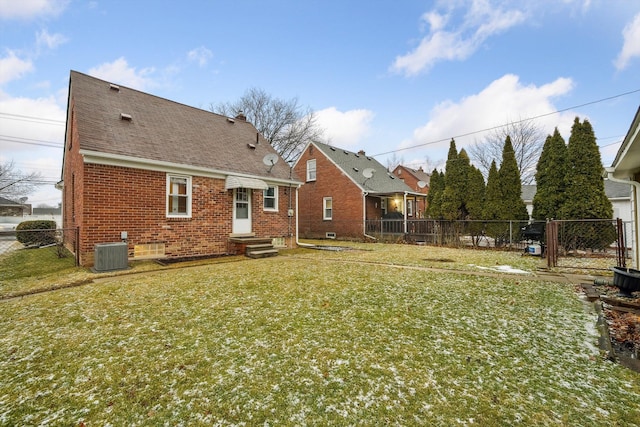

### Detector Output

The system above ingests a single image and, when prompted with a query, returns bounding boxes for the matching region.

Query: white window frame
[323,197,333,220]
[306,159,316,182]
[407,199,414,217]
[166,174,192,218]
[263,186,278,211]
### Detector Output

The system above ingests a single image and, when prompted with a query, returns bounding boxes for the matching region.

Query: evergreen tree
[483,160,501,221]
[498,136,528,221]
[426,169,444,219]
[466,164,485,220]
[466,164,486,244]
[532,128,567,220]
[560,118,614,249]
[441,142,471,220]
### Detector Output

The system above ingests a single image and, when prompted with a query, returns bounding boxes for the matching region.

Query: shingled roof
[312,141,417,194]
[67,71,297,183]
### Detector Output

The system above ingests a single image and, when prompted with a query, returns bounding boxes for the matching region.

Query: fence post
[616,218,626,268]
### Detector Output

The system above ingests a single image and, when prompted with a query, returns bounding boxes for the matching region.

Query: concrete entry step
[247,248,278,259]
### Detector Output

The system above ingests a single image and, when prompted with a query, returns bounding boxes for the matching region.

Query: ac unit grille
[94,242,128,272]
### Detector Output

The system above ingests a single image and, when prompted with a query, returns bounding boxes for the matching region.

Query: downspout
[295,185,314,248]
[605,167,640,268]
[363,191,377,240]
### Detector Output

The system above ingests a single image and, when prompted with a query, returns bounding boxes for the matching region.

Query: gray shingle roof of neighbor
[68,71,299,183]
[521,180,631,201]
[312,141,416,194]
[0,197,21,206]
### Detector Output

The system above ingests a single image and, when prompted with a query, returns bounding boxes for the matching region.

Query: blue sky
[1,0,640,206]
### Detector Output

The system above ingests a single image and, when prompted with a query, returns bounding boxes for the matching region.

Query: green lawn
[0,244,638,425]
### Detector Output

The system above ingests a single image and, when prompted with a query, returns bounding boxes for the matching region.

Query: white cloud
[0,92,66,204]
[615,12,640,70]
[36,29,68,50]
[0,0,69,20]
[391,0,526,76]
[88,57,157,91]
[0,51,34,85]
[399,74,576,156]
[315,107,374,148]
[187,47,213,67]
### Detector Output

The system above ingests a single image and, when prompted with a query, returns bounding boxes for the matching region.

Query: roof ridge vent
[120,113,132,121]
[110,84,120,91]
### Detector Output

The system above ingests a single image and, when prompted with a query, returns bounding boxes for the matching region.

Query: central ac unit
[94,242,128,272]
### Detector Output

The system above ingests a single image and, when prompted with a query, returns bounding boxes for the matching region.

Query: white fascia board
[79,149,302,187]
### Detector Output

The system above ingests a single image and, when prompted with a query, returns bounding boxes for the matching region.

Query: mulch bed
[581,282,640,372]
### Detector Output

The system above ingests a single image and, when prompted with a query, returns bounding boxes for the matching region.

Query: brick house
[0,197,29,217]
[293,141,426,239]
[60,71,301,267]
[391,165,430,217]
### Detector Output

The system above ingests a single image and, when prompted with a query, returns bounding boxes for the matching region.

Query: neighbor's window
[307,159,316,182]
[323,197,333,220]
[167,175,191,217]
[407,200,413,217]
[263,186,278,211]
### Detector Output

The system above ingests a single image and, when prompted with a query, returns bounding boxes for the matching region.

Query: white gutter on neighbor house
[604,167,640,268]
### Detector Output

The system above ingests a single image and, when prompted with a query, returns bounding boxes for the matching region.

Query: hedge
[16,220,57,247]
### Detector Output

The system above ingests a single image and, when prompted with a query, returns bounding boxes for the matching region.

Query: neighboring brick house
[391,165,430,217]
[60,71,301,267]
[293,141,426,239]
[0,197,29,217]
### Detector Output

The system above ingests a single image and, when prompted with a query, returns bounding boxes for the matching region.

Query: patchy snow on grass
[1,251,639,424]
[468,264,531,274]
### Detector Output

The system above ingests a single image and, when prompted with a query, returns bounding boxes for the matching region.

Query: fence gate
[546,219,629,271]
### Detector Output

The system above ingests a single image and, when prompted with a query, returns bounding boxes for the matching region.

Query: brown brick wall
[295,144,364,239]
[64,161,296,266]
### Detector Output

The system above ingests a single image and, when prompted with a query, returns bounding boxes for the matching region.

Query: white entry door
[233,188,252,234]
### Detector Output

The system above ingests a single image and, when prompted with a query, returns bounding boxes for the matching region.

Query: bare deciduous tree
[467,119,545,184]
[0,160,42,201]
[212,88,325,162]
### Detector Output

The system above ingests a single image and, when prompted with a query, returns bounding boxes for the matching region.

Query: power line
[371,88,640,157]
[0,135,63,148]
[0,112,65,125]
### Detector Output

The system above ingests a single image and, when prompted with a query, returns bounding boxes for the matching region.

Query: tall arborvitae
[441,141,471,220]
[466,163,485,220]
[560,117,614,249]
[426,169,445,219]
[561,118,612,220]
[532,128,567,220]
[498,136,528,221]
[483,160,501,221]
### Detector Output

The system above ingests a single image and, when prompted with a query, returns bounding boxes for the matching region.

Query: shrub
[16,220,57,247]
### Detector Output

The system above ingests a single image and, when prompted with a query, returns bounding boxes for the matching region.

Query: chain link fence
[0,227,79,266]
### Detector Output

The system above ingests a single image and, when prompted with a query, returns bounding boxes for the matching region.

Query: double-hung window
[323,197,333,220]
[407,200,413,217]
[306,159,316,182]
[167,175,191,218]
[263,186,278,211]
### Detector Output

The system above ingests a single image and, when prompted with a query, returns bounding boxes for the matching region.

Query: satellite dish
[262,153,279,172]
[417,180,427,189]
[362,168,376,179]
